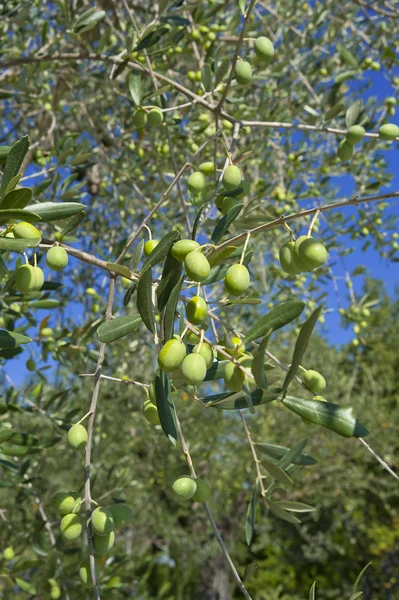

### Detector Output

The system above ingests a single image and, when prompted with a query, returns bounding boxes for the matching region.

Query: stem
[240,232,251,265]
[358,437,399,483]
[307,209,320,236]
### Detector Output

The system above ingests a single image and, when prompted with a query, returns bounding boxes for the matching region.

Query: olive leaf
[0,237,41,253]
[27,202,86,222]
[137,267,155,334]
[157,251,182,312]
[0,330,31,349]
[0,429,14,444]
[128,72,143,107]
[245,483,258,546]
[0,136,29,198]
[97,315,142,344]
[346,99,363,129]
[141,231,180,273]
[162,275,184,341]
[211,203,243,243]
[0,187,32,212]
[251,330,272,388]
[155,370,177,446]
[244,300,306,345]
[254,442,317,466]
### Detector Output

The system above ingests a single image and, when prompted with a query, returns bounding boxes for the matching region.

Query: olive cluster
[338,122,399,161]
[133,107,164,129]
[279,235,328,275]
[234,36,275,86]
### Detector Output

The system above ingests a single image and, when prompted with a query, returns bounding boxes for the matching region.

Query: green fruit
[224,264,250,296]
[171,239,200,261]
[187,171,206,194]
[143,399,160,424]
[172,476,197,500]
[186,329,200,345]
[337,139,354,161]
[46,246,68,271]
[224,360,245,391]
[3,546,14,560]
[60,513,82,541]
[192,479,211,502]
[133,108,147,128]
[296,237,328,271]
[303,369,326,393]
[158,338,186,373]
[79,559,100,589]
[181,353,207,385]
[109,503,134,529]
[254,36,274,60]
[386,97,397,106]
[221,196,242,215]
[186,295,207,324]
[147,108,163,126]
[41,327,53,337]
[148,381,156,405]
[91,506,115,536]
[225,335,245,356]
[26,358,36,371]
[184,251,210,282]
[346,125,366,145]
[93,531,115,555]
[279,241,302,274]
[199,161,215,176]
[50,585,61,599]
[193,341,215,369]
[67,424,88,449]
[13,221,41,240]
[52,491,81,515]
[235,60,252,85]
[14,264,44,294]
[379,123,399,141]
[144,239,159,257]
[222,165,242,190]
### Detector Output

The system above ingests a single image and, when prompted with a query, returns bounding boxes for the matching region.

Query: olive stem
[33,250,37,267]
[143,223,152,240]
[180,326,189,341]
[76,410,93,426]
[307,209,320,237]
[23,252,29,264]
[239,232,251,265]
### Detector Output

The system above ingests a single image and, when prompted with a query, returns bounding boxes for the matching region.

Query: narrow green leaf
[155,370,177,446]
[323,103,345,123]
[267,498,301,524]
[134,26,169,52]
[0,330,31,349]
[224,298,262,306]
[15,578,36,595]
[275,500,315,513]
[191,205,205,241]
[0,136,29,198]
[128,72,142,107]
[123,283,137,307]
[60,211,85,237]
[74,8,106,33]
[0,187,32,211]
[0,429,13,444]
[9,432,39,446]
[211,203,243,243]
[239,0,246,15]
[0,237,41,253]
[208,245,237,267]
[137,268,155,334]
[309,582,316,600]
[282,396,369,437]
[278,438,309,469]
[349,593,363,600]
[346,99,363,128]
[27,299,62,309]
[106,262,132,278]
[130,239,144,271]
[157,250,183,312]
[203,388,278,410]
[337,44,358,68]
[281,306,321,394]
[201,63,212,92]
[0,444,42,456]
[204,360,228,381]
[97,315,142,343]
[4,174,22,196]
[243,563,257,583]
[261,457,292,486]
[162,276,184,341]
[244,301,306,345]
[28,201,85,222]
[141,231,180,273]
[0,208,41,222]
[215,59,230,86]
[254,442,317,466]
[245,483,258,546]
[352,563,372,594]
[202,263,229,285]
[252,331,272,389]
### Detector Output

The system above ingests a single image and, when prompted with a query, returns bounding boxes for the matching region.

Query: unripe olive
[148,381,156,405]
[379,123,399,141]
[86,287,97,296]
[386,97,397,106]
[181,353,207,385]
[26,358,36,371]
[158,338,186,372]
[133,108,147,129]
[192,478,211,502]
[143,399,160,424]
[225,335,246,356]
[91,506,115,536]
[371,61,380,71]
[199,161,215,176]
[171,239,200,261]
[60,513,82,541]
[193,341,215,369]
[254,36,274,60]
[13,221,41,240]
[93,530,115,555]
[296,237,328,271]
[147,108,163,126]
[67,424,88,449]
[186,295,207,324]
[224,360,245,391]
[186,329,200,345]
[184,251,210,282]
[346,125,366,145]
[235,60,252,85]
[224,264,250,296]
[3,546,14,560]
[52,491,81,515]
[79,559,100,588]
[50,585,61,599]
[279,241,302,274]
[41,327,53,337]
[172,476,197,500]
[337,139,354,161]
[222,165,242,190]
[14,264,44,294]
[144,239,159,257]
[46,246,69,271]
[187,171,206,194]
[221,196,242,215]
[109,503,134,528]
[303,369,326,393]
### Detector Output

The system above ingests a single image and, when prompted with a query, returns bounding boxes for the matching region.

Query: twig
[358,438,399,483]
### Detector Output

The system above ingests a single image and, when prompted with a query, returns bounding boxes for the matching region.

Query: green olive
[144,239,159,257]
[224,360,245,391]
[199,161,215,176]
[193,341,215,369]
[91,506,115,536]
[224,264,250,296]
[93,531,115,555]
[222,165,242,190]
[187,171,206,194]
[67,424,88,449]
[337,139,354,161]
[221,196,242,215]
[79,559,100,589]
[186,295,207,324]
[26,358,36,371]
[133,108,147,129]
[46,246,69,271]
[296,237,328,271]
[13,221,41,240]
[180,353,207,385]
[143,399,160,424]
[3,546,14,560]
[172,476,197,500]
[184,251,210,282]
[51,491,81,515]
[254,36,274,60]
[50,585,61,599]
[14,264,44,294]
[158,338,186,373]
[60,513,82,541]
[235,60,252,85]
[109,503,134,529]
[379,123,399,141]
[171,239,200,261]
[279,241,302,274]
[192,479,211,502]
[185,329,200,345]
[345,125,366,145]
[148,381,156,405]
[303,369,326,393]
[225,335,246,356]
[147,108,164,126]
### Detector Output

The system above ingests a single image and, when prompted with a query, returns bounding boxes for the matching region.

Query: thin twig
[358,438,399,483]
